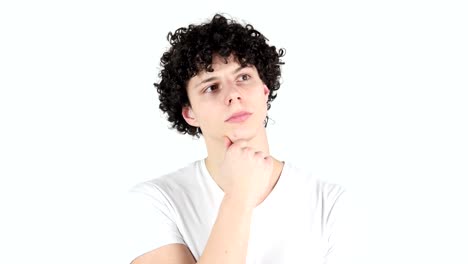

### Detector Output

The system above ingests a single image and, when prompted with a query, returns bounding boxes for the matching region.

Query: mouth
[225,111,252,123]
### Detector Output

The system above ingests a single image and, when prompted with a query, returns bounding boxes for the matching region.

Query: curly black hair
[154,14,285,137]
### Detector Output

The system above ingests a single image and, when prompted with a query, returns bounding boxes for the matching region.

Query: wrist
[222,193,255,212]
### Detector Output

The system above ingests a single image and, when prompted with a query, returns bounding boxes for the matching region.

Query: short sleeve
[324,188,368,264]
[123,182,185,263]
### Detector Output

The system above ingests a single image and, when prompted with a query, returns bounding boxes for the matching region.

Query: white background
[1,0,467,263]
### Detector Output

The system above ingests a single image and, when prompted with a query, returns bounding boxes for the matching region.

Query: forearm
[197,195,253,264]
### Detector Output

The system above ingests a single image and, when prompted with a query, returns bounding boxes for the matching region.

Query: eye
[203,84,218,93]
[238,74,251,81]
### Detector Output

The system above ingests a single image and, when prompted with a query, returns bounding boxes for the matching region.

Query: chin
[228,126,262,142]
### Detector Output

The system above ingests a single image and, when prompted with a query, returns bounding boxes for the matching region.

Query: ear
[263,84,270,102]
[182,106,200,127]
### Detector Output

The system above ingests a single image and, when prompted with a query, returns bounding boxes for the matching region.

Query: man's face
[183,55,270,143]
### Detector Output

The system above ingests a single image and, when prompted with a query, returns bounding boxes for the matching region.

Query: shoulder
[122,162,201,263]
[129,159,201,197]
[285,162,346,201]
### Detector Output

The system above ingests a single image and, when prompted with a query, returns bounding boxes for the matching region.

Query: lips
[225,111,252,123]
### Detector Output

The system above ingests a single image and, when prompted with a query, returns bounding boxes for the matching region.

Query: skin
[182,54,284,202]
[131,54,284,264]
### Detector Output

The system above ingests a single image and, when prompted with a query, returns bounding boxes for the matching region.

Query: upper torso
[129,159,345,263]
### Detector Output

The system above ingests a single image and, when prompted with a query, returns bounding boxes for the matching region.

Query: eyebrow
[194,65,250,89]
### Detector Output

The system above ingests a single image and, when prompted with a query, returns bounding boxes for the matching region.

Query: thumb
[224,136,233,149]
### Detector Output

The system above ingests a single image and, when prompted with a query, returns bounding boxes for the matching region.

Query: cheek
[195,106,219,124]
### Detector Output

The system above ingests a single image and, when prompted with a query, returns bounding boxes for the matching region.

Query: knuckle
[254,151,264,157]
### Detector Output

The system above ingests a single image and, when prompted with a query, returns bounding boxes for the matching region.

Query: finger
[254,151,266,158]
[234,140,249,151]
[224,136,233,149]
[263,155,274,164]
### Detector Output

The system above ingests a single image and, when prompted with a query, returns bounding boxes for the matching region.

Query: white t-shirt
[124,159,360,263]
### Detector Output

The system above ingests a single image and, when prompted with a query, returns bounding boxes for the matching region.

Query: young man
[127,14,354,264]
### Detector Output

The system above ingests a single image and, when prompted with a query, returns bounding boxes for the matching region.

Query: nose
[227,95,242,104]
[224,85,243,105]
